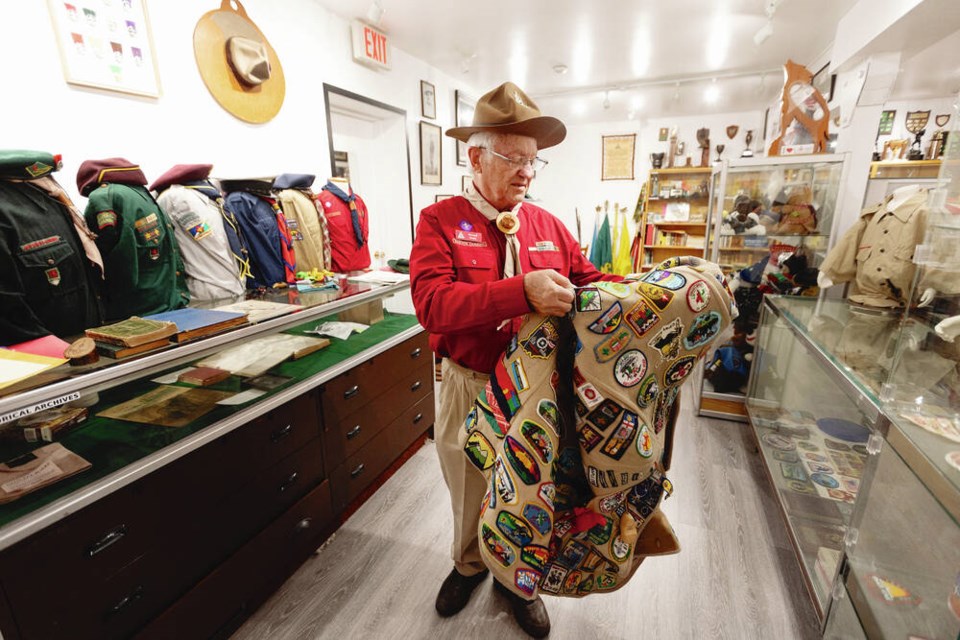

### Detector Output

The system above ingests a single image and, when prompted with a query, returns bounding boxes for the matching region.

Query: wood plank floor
[232,393,821,640]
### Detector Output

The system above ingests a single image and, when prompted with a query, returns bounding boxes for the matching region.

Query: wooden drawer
[321,331,429,425]
[322,359,432,468]
[136,481,334,640]
[389,394,435,454]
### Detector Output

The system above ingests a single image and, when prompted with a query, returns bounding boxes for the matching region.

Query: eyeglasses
[478,147,548,172]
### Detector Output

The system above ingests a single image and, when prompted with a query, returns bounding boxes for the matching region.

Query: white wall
[876,96,956,156]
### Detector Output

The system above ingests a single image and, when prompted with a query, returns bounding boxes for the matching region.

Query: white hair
[465,131,537,175]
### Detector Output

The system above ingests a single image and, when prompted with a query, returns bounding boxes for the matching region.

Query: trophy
[715,144,725,163]
[905,110,931,161]
[651,152,665,169]
[726,125,739,140]
[697,128,710,167]
[742,130,754,158]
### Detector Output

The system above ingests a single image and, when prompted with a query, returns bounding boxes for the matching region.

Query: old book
[98,385,233,428]
[85,317,178,347]
[18,407,88,442]
[0,443,92,504]
[212,299,303,324]
[143,308,248,343]
[177,366,231,387]
[95,338,172,359]
[197,333,330,377]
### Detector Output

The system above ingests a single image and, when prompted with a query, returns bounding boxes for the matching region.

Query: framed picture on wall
[812,63,836,102]
[46,0,162,97]
[878,110,896,136]
[420,80,436,119]
[455,90,476,167]
[435,194,454,203]
[601,134,636,181]
[333,150,350,180]
[461,175,471,193]
[420,121,442,185]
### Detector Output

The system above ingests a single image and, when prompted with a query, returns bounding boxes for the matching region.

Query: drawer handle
[108,585,143,616]
[410,380,422,392]
[346,424,362,439]
[279,471,299,493]
[410,347,422,358]
[344,385,360,399]
[87,525,128,558]
[413,413,424,424]
[271,424,293,443]
[296,517,313,532]
[350,463,365,478]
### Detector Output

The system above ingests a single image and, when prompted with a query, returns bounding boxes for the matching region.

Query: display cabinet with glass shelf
[638,166,711,271]
[863,158,941,208]
[697,154,850,422]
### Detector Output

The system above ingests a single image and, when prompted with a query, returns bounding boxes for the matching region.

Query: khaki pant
[436,358,489,577]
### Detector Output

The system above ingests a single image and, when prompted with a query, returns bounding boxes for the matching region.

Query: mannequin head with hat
[446,82,566,211]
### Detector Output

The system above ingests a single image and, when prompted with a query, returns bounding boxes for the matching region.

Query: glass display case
[863,159,941,208]
[0,278,416,547]
[698,154,850,421]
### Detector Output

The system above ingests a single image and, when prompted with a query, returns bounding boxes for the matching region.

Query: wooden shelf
[648,221,707,227]
[650,167,713,175]
[644,245,705,251]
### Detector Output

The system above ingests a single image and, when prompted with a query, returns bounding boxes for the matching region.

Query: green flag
[591,213,613,273]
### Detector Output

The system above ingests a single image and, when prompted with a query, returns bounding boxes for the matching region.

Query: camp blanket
[462,256,736,599]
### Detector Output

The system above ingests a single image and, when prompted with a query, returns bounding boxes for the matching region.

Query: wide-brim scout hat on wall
[446,82,567,149]
[193,0,285,124]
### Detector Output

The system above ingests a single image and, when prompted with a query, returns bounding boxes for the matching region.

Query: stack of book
[85,317,178,359]
[143,308,248,343]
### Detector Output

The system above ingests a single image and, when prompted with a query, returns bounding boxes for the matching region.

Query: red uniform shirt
[317,189,371,272]
[410,196,617,374]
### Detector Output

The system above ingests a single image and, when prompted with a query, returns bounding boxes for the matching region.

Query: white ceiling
[313,0,860,122]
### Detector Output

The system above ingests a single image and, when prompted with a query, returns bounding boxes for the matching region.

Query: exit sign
[351,21,390,70]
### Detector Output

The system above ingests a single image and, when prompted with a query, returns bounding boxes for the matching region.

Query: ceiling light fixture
[602,91,611,110]
[673,82,681,103]
[365,0,385,26]
[704,78,720,103]
[753,0,782,46]
[553,64,568,75]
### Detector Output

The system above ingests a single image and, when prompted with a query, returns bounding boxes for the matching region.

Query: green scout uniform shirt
[84,183,189,320]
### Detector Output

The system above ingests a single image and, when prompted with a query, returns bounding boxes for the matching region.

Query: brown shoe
[494,579,551,638]
[435,568,490,617]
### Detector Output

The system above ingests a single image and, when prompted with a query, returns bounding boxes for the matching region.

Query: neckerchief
[323,181,365,247]
[184,180,254,283]
[463,180,522,279]
[22,176,104,276]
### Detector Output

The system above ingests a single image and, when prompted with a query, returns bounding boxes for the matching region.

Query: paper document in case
[0,350,67,390]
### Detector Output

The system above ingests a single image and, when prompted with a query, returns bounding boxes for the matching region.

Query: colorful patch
[96,210,118,228]
[576,382,604,408]
[578,424,604,451]
[538,482,555,509]
[644,269,687,290]
[481,523,516,567]
[610,536,631,562]
[514,568,540,596]
[537,399,559,434]
[493,359,522,418]
[521,545,550,572]
[652,386,675,434]
[810,472,839,489]
[187,220,212,241]
[454,229,483,243]
[478,395,507,438]
[521,317,560,359]
[504,436,541,485]
[683,311,722,349]
[623,297,660,338]
[686,279,711,312]
[614,349,647,387]
[506,334,519,357]
[636,282,674,310]
[465,431,495,471]
[576,286,602,312]
[596,573,617,590]
[520,420,554,464]
[636,422,654,458]
[586,516,614,545]
[648,318,684,360]
[595,281,632,298]
[601,411,639,460]
[133,212,158,231]
[636,375,660,408]
[495,457,517,504]
[588,302,623,334]
[510,359,529,392]
[865,573,922,606]
[562,570,582,594]
[664,356,697,386]
[459,219,473,232]
[497,510,534,547]
[540,564,568,594]
[19,235,61,252]
[25,161,53,177]
[522,504,552,535]
[593,327,633,363]
[772,449,800,463]
[577,574,596,595]
[464,404,479,433]
[44,267,61,286]
[581,550,605,572]
[557,539,589,569]
[586,399,622,431]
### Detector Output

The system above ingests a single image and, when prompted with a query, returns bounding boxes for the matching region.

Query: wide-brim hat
[193,0,285,124]
[446,82,566,149]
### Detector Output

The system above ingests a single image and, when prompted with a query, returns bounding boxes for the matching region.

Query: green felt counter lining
[0,313,421,528]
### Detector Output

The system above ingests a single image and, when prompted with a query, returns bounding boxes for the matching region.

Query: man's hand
[524,269,574,316]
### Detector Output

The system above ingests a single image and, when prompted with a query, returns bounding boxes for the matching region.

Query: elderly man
[410,82,618,638]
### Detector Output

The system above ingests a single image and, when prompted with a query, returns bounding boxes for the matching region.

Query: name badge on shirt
[529,240,559,252]
[455,229,484,243]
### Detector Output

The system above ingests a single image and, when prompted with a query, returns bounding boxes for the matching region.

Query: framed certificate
[601,134,636,181]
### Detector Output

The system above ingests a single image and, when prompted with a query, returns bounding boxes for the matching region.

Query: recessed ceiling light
[553,64,568,75]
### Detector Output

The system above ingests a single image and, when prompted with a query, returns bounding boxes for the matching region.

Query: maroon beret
[76,158,147,196]
[150,163,214,193]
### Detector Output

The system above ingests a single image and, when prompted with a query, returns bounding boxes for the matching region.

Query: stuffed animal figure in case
[462,256,736,599]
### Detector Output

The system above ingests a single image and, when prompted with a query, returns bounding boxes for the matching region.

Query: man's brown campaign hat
[446,82,566,149]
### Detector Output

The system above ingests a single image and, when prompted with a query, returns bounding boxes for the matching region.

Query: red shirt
[410,196,617,374]
[317,189,371,272]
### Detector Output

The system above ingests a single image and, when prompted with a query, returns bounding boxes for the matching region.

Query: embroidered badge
[610,536,631,562]
[643,269,686,290]
[594,327,632,362]
[541,565,568,594]
[477,396,507,438]
[515,569,540,596]
[522,504,552,536]
[636,423,654,458]
[504,436,541,485]
[614,349,648,388]
[521,545,550,572]
[495,457,518,504]
[865,573,922,606]
[596,573,617,590]
[454,229,483,243]
[577,574,596,595]
[464,404,479,434]
[497,510,534,547]
[648,318,684,361]
[510,359,529,392]
[578,424,604,451]
[148,248,160,260]
[576,381,604,408]
[44,267,61,286]
[20,236,61,252]
[595,281,632,298]
[96,210,118,228]
[25,161,53,177]
[557,539,589,569]
[588,302,623,334]
[601,411,639,460]
[586,399,622,431]
[481,523,516,567]
[624,298,660,337]
[664,355,696,386]
[537,482,555,509]
[576,286,602,312]
[687,279,711,312]
[506,334,519,357]
[537,399,560,434]
[532,240,558,252]
[598,492,625,515]
[188,221,212,241]
[636,374,660,408]
[465,431,495,471]
[521,318,560,359]
[493,360,522,419]
[563,570,583,594]
[810,472,839,488]
[582,549,605,571]
[520,420,554,464]
[459,219,473,231]
[684,311,722,350]
[636,282,674,310]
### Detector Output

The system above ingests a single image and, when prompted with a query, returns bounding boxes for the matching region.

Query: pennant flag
[612,207,632,275]
[591,213,613,273]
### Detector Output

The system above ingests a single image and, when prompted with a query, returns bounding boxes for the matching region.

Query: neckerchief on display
[323,180,365,247]
[23,176,104,276]
[184,180,254,283]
